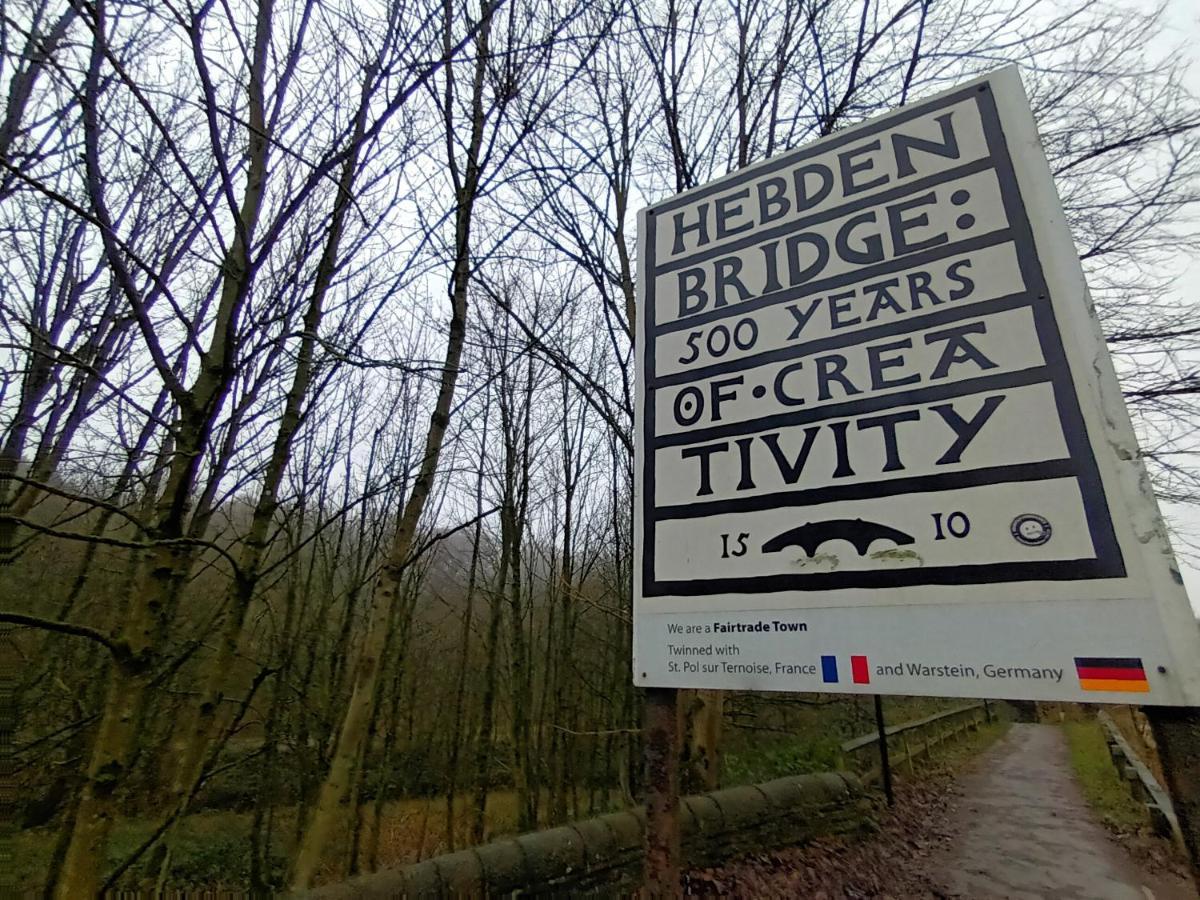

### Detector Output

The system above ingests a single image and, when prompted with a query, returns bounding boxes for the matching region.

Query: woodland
[2,0,1198,894]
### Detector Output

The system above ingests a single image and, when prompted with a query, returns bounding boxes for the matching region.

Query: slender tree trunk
[350,566,416,876]
[471,575,506,845]
[248,557,301,894]
[288,7,495,887]
[365,629,408,873]
[155,81,371,871]
[444,400,489,850]
[54,0,274,890]
[507,496,532,830]
[508,356,536,830]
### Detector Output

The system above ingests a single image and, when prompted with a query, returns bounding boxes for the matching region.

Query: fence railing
[840,701,989,786]
[1097,710,1184,851]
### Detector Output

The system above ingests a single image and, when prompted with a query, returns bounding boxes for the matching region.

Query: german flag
[1074,657,1149,693]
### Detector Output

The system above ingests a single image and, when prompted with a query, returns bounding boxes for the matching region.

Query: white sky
[1144,0,1200,614]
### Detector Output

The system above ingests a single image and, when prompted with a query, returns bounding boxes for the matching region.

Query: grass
[721,695,985,789]
[724,710,1011,792]
[723,734,845,786]
[924,719,1009,772]
[14,808,291,892]
[1062,719,1147,834]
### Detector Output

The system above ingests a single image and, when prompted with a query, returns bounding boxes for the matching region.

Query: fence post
[873,695,894,806]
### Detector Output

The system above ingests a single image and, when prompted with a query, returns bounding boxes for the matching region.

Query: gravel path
[929,723,1193,899]
[684,723,1194,899]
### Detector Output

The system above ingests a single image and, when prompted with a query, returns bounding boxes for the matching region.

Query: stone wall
[300,771,864,898]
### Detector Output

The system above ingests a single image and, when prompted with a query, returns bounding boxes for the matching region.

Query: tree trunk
[54,0,274,890]
[471,575,506,845]
[287,7,495,888]
[444,400,489,850]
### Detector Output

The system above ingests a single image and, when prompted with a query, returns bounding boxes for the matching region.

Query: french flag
[821,655,871,684]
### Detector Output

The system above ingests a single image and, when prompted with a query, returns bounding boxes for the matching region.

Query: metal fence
[1097,710,1184,851]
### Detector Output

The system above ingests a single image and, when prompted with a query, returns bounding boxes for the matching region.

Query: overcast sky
[1141,0,1200,613]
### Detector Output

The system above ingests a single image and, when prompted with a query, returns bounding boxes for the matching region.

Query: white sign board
[633,66,1200,705]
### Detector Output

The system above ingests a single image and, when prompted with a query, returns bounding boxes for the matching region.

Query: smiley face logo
[1011,513,1052,546]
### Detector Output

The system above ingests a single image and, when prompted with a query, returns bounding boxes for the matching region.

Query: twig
[0,611,128,663]
[550,724,642,737]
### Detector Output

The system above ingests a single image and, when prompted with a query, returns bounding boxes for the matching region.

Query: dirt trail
[686,721,1193,898]
[931,723,1193,899]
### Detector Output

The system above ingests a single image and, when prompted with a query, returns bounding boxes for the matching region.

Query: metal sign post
[874,695,894,806]
[642,686,681,896]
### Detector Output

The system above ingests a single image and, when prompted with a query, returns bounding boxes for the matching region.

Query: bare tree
[2,0,1197,893]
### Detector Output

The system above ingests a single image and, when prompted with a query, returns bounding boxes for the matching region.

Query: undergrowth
[1062,719,1147,834]
[723,734,845,786]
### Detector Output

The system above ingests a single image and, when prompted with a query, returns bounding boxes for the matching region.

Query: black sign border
[640,82,1126,598]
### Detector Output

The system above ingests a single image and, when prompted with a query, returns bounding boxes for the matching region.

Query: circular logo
[1011,513,1052,546]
